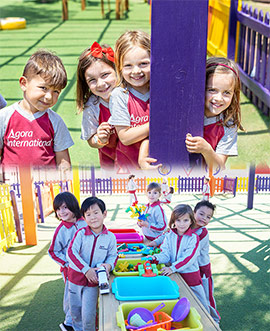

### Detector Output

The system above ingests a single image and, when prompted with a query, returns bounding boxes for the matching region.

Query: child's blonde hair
[206,57,242,129]
[23,50,67,90]
[76,43,115,113]
[115,30,151,88]
[169,204,196,229]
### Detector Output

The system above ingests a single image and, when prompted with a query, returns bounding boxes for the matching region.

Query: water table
[99,270,222,330]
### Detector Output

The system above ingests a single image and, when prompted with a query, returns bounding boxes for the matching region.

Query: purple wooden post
[247,165,256,209]
[149,0,208,167]
[233,177,238,197]
[36,184,45,223]
[91,166,96,197]
[228,0,239,59]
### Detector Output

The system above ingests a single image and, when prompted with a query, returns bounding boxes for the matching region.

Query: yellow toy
[117,261,130,272]
[118,254,125,258]
[0,17,26,30]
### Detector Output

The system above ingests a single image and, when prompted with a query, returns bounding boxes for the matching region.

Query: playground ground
[0,0,270,169]
[0,192,269,331]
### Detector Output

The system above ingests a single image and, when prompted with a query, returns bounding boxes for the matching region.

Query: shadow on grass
[213,239,270,331]
[15,278,64,331]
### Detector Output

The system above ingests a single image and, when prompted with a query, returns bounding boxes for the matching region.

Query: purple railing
[80,178,112,195]
[237,2,270,116]
[256,175,270,192]
[223,176,238,196]
[178,177,204,194]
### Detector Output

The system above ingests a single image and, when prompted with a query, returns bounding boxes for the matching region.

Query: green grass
[0,0,269,170]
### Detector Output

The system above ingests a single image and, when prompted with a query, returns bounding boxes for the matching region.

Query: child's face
[56,202,75,223]
[122,46,150,94]
[84,203,107,234]
[19,75,61,114]
[85,61,117,103]
[175,213,192,236]
[194,206,213,228]
[147,189,161,204]
[205,72,235,118]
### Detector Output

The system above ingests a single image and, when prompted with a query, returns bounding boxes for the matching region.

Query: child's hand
[161,266,173,276]
[139,220,149,228]
[138,155,162,170]
[100,263,111,277]
[185,133,210,154]
[85,268,98,284]
[97,122,112,144]
[147,241,157,248]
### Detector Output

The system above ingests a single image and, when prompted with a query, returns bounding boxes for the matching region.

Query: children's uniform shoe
[59,323,74,331]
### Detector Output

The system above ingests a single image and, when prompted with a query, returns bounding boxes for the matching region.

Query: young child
[67,196,117,331]
[185,57,243,170]
[138,182,167,241]
[0,50,74,168]
[152,204,209,312]
[161,177,169,196]
[193,200,220,324]
[48,192,87,331]
[78,42,118,169]
[202,176,210,201]
[108,30,150,171]
[127,174,138,206]
[161,186,174,204]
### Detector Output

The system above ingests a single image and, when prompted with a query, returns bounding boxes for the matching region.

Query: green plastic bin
[113,258,165,276]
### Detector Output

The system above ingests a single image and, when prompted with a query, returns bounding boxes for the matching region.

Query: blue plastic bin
[112,276,180,301]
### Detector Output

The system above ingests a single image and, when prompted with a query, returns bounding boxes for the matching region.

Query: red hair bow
[89,41,115,62]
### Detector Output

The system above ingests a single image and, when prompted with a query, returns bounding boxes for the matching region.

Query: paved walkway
[0,192,269,330]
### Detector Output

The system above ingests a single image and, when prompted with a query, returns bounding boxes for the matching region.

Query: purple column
[228,0,239,59]
[149,0,208,167]
[247,165,255,209]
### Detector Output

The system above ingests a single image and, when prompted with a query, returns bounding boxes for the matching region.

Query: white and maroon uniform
[0,102,74,166]
[81,96,118,169]
[109,86,149,170]
[193,227,220,323]
[161,192,172,204]
[202,183,210,201]
[204,115,238,156]
[153,228,209,312]
[142,201,167,241]
[67,226,117,331]
[48,218,87,328]
[127,179,138,206]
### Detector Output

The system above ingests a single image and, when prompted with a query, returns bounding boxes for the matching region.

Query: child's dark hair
[128,174,135,180]
[23,49,67,90]
[81,196,106,215]
[169,187,174,194]
[53,192,81,220]
[169,204,196,229]
[194,200,216,214]
[76,44,115,113]
[147,182,161,193]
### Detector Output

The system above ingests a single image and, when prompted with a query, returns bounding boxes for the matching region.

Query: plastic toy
[118,254,126,258]
[96,266,109,294]
[127,303,165,328]
[171,297,190,322]
[117,243,146,255]
[141,246,161,256]
[138,261,158,277]
[126,203,149,222]
[0,17,26,30]
[118,261,131,272]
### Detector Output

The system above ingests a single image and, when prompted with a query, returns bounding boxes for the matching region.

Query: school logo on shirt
[7,129,53,147]
[130,114,149,126]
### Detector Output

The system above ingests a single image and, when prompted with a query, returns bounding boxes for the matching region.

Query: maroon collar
[147,200,161,208]
[84,225,108,235]
[62,221,76,229]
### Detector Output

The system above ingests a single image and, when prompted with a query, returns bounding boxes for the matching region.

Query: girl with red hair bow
[77,41,118,169]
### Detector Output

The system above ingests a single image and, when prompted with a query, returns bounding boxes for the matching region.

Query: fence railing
[237,2,270,116]
[256,175,270,193]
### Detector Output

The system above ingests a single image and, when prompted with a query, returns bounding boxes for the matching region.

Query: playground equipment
[126,204,149,222]
[0,17,26,30]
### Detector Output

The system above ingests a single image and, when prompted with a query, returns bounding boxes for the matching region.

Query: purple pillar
[149,0,208,167]
[227,0,239,59]
[247,165,255,209]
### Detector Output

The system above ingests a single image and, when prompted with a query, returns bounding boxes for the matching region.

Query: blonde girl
[186,57,243,170]
[108,30,151,171]
[77,42,118,169]
[152,204,210,312]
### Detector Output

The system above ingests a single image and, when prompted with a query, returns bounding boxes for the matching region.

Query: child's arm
[149,206,167,232]
[185,134,228,169]
[115,122,149,145]
[55,149,71,170]
[170,234,200,273]
[138,139,162,170]
[48,227,68,268]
